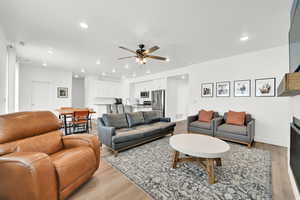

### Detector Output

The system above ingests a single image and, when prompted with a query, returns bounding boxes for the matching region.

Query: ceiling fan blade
[118,56,137,60]
[147,55,167,61]
[119,46,137,54]
[145,46,160,54]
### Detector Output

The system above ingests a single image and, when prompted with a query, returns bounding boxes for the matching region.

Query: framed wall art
[234,80,251,97]
[201,83,214,97]
[57,87,68,98]
[255,78,276,97]
[216,81,230,97]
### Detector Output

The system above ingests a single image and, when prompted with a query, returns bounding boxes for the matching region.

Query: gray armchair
[187,112,219,136]
[214,113,255,147]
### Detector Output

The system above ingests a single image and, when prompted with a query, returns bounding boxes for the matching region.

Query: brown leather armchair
[0,111,100,200]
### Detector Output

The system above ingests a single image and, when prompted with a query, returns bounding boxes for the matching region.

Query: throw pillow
[126,112,145,127]
[143,111,162,124]
[226,110,246,126]
[198,110,214,122]
[102,113,128,129]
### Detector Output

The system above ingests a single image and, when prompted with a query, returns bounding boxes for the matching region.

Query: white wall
[0,26,7,114]
[72,78,85,108]
[84,75,122,118]
[128,46,290,147]
[19,65,72,112]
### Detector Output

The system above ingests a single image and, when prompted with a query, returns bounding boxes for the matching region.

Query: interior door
[31,81,52,110]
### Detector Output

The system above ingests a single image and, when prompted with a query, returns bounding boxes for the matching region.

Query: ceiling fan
[118,44,169,64]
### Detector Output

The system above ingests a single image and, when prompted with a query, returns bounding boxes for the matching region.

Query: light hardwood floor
[69,121,295,200]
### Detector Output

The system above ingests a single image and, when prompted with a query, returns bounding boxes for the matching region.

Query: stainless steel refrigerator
[151,90,165,117]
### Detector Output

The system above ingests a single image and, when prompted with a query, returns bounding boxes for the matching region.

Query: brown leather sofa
[0,111,100,200]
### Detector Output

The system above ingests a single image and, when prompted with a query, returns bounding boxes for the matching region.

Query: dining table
[55,108,96,134]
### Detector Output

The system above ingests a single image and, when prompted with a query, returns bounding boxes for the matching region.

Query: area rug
[104,137,272,200]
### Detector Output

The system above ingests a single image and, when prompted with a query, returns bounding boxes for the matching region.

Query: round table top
[169,134,230,158]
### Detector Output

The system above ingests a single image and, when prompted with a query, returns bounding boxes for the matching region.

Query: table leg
[207,158,215,184]
[216,158,222,166]
[172,151,179,168]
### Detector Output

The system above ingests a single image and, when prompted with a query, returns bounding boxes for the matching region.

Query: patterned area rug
[104,136,272,200]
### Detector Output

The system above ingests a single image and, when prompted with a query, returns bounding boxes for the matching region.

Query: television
[290,0,300,72]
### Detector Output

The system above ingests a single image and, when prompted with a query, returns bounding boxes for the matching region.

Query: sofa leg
[113,150,118,157]
[247,143,252,148]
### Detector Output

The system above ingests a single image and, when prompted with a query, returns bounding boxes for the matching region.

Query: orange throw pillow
[198,110,214,122]
[226,110,246,126]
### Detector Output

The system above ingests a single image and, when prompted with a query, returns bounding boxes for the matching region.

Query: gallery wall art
[216,81,230,97]
[234,80,251,97]
[201,83,214,97]
[255,78,276,97]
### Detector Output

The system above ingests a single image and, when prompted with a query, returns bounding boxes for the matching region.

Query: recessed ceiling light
[112,68,116,73]
[42,62,47,67]
[124,64,129,69]
[146,70,151,74]
[181,75,185,79]
[240,36,249,41]
[48,49,53,55]
[166,57,170,62]
[102,72,106,76]
[79,22,88,29]
[74,74,79,78]
[81,68,85,73]
[96,60,101,65]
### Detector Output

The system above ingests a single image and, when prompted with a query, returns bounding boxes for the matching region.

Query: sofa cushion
[126,112,145,127]
[102,113,128,129]
[217,124,247,136]
[113,128,145,143]
[50,147,96,191]
[143,111,162,124]
[190,121,211,130]
[151,122,176,130]
[198,110,214,122]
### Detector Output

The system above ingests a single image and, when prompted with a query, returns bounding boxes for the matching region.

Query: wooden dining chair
[71,110,90,134]
[59,107,74,134]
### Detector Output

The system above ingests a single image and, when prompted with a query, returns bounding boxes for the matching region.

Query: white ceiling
[0,0,292,78]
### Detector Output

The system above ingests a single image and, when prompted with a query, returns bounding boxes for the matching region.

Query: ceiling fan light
[166,58,170,62]
[136,58,140,63]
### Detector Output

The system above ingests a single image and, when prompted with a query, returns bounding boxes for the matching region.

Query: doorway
[166,74,189,121]
[31,81,52,110]
[72,78,85,108]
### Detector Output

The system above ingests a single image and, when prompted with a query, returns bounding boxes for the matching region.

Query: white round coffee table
[169,134,230,184]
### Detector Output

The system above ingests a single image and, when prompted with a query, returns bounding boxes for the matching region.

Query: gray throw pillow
[126,112,145,127]
[102,113,128,129]
[143,111,162,124]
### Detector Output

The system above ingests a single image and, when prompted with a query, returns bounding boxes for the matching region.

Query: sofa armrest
[187,114,198,124]
[97,119,116,148]
[213,117,224,132]
[247,119,255,141]
[0,152,58,200]
[62,134,100,170]
[160,117,171,122]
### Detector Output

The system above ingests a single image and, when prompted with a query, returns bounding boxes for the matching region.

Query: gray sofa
[97,111,176,155]
[187,112,219,136]
[214,112,255,147]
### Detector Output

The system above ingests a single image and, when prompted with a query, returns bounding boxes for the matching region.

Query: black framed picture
[201,83,214,97]
[57,87,68,98]
[234,80,251,97]
[216,81,230,97]
[255,78,276,97]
